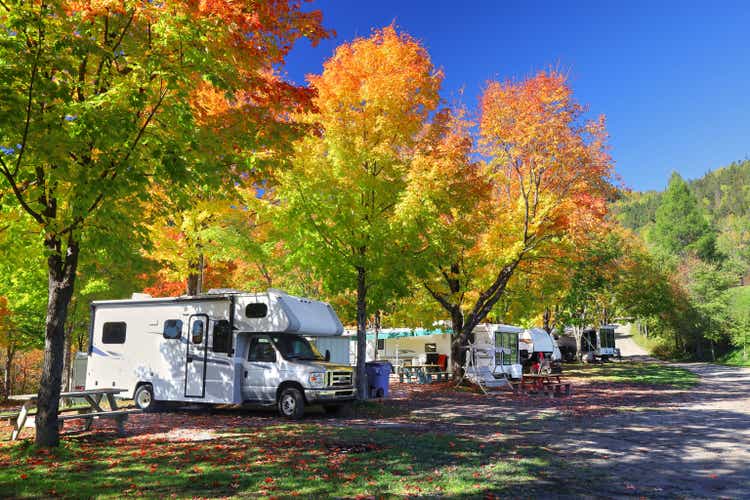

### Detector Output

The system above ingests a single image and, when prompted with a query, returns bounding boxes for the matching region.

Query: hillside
[613,159,750,279]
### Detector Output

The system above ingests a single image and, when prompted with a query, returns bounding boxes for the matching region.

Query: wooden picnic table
[398,364,451,383]
[519,373,571,396]
[9,388,141,441]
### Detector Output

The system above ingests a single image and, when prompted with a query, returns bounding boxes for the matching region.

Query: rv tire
[278,387,305,419]
[134,384,157,412]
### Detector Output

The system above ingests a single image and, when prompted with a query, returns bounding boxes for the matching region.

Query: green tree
[274,27,443,397]
[0,0,327,446]
[651,172,717,261]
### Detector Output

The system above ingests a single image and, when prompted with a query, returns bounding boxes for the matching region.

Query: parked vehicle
[581,325,618,361]
[472,324,524,380]
[86,289,355,418]
[520,328,563,373]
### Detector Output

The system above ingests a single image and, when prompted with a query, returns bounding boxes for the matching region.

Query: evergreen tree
[651,172,717,261]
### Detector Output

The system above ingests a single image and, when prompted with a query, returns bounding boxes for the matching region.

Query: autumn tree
[275,26,442,398]
[419,71,613,373]
[0,0,328,446]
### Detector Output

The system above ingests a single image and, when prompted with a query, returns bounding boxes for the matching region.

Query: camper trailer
[520,328,562,373]
[86,289,355,418]
[472,324,523,380]
[581,325,617,360]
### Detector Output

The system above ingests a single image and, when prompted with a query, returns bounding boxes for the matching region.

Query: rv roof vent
[131,293,152,300]
[206,288,244,295]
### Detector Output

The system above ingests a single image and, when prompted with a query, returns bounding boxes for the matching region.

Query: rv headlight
[308,372,326,388]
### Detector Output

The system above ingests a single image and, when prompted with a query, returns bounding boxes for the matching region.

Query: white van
[86,289,356,418]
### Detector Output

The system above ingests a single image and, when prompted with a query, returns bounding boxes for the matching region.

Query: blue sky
[282,0,750,192]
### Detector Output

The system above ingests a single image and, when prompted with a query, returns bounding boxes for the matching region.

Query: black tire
[278,387,305,419]
[134,384,157,412]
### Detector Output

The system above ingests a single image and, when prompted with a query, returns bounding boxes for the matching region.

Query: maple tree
[0,0,328,446]
[418,70,613,372]
[274,26,443,397]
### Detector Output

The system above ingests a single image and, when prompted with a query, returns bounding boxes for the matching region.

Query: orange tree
[0,0,328,446]
[417,71,613,372]
[274,26,443,397]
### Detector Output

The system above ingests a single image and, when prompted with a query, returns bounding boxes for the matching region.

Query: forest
[0,0,748,448]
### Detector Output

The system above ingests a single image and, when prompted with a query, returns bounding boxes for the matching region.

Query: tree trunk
[3,344,13,401]
[35,236,79,448]
[449,306,466,375]
[186,254,204,296]
[543,307,552,333]
[355,266,368,400]
[62,322,73,393]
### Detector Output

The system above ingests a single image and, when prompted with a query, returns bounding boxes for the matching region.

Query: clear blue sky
[282,0,750,192]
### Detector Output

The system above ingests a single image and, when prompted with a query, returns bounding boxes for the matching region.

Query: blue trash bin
[365,361,392,398]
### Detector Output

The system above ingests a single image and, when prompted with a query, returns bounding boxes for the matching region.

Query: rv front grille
[328,371,353,387]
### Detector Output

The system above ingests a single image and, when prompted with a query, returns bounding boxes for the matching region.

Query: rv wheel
[134,384,156,412]
[278,387,305,419]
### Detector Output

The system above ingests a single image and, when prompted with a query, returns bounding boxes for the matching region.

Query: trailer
[520,328,562,373]
[472,324,524,380]
[581,325,618,361]
[86,289,356,418]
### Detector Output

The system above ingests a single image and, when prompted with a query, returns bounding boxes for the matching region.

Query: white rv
[581,325,617,360]
[86,289,355,418]
[471,324,523,380]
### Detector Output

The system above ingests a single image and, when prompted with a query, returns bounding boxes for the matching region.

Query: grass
[0,423,575,498]
[630,329,662,355]
[565,361,699,389]
[719,347,750,367]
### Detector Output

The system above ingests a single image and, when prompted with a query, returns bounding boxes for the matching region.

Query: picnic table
[398,364,452,383]
[9,388,141,440]
[519,374,571,397]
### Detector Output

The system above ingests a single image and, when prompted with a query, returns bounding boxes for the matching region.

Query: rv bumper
[305,387,357,402]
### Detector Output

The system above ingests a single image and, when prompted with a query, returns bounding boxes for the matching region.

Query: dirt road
[544,326,750,498]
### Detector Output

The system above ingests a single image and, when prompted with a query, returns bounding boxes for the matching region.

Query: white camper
[471,324,523,380]
[581,325,617,360]
[86,289,355,418]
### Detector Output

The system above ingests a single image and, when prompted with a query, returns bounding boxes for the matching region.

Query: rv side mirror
[325,350,331,362]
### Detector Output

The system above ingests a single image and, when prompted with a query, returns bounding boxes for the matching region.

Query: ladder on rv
[455,342,512,394]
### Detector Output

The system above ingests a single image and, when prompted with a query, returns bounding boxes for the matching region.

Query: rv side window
[245,303,268,318]
[163,319,183,340]
[425,343,437,353]
[191,320,205,344]
[248,337,275,362]
[212,320,232,354]
[102,322,126,344]
[377,339,385,350]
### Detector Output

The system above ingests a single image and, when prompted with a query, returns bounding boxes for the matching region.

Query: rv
[86,289,356,418]
[520,328,562,373]
[472,324,524,380]
[581,325,617,360]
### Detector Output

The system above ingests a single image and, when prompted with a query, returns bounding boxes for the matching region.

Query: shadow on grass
[0,424,575,498]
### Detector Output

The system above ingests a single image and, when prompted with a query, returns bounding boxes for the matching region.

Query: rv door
[185,314,208,398]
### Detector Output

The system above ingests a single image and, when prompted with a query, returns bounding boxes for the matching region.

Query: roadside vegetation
[565,362,699,389]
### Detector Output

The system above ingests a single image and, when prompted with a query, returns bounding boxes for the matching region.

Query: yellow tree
[275,26,442,397]
[419,71,613,372]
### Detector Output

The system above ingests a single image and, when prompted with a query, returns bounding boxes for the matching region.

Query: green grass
[719,347,750,367]
[630,329,662,354]
[565,361,699,389]
[0,424,574,498]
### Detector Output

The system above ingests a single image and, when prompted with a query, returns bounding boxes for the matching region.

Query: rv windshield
[270,334,324,361]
